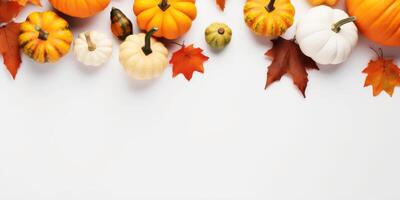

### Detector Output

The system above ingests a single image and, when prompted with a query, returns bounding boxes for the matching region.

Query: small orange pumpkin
[243,0,295,37]
[346,0,400,46]
[48,0,111,18]
[133,0,197,40]
[19,11,73,63]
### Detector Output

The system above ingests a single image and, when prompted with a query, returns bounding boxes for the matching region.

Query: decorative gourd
[307,0,338,6]
[296,6,358,65]
[19,11,73,63]
[346,0,400,46]
[119,28,169,80]
[110,7,133,41]
[74,31,113,67]
[243,0,295,37]
[48,0,111,18]
[133,0,197,40]
[205,23,232,49]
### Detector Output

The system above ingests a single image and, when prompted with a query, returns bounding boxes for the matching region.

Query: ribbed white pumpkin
[119,28,169,80]
[74,31,113,67]
[296,6,358,65]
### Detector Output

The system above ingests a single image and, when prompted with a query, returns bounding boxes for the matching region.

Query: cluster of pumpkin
[15,0,400,81]
[19,0,113,65]
[17,0,234,80]
[244,0,356,65]
[243,0,400,63]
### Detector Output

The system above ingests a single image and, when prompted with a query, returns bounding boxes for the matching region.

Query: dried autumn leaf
[363,49,400,97]
[216,0,225,11]
[0,22,21,79]
[170,44,209,81]
[265,37,319,97]
[10,0,41,6]
[0,1,22,23]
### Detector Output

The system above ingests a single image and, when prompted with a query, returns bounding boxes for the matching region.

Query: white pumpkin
[296,6,358,65]
[119,28,169,80]
[74,31,113,67]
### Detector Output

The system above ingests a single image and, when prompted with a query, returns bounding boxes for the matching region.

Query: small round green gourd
[205,23,232,49]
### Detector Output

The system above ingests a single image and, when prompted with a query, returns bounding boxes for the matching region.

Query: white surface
[1,1,400,199]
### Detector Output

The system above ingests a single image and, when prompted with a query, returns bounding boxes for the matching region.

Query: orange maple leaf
[216,0,225,11]
[265,37,318,98]
[363,49,400,97]
[0,22,21,79]
[10,0,41,6]
[170,44,209,81]
[0,1,22,23]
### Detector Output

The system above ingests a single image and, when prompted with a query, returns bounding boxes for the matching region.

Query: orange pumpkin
[244,0,295,37]
[48,0,111,18]
[133,0,197,39]
[19,11,73,63]
[346,0,400,46]
[308,0,338,6]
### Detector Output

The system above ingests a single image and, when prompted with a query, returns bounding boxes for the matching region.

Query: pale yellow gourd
[205,23,232,49]
[119,28,169,80]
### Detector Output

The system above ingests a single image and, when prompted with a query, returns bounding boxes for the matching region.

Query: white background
[1,0,400,199]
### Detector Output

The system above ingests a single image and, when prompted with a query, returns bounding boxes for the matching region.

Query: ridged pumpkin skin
[296,6,358,65]
[119,29,169,80]
[74,31,113,67]
[244,0,295,37]
[19,11,73,63]
[133,0,197,39]
[346,0,400,46]
[49,0,111,18]
[308,0,338,6]
[205,23,232,49]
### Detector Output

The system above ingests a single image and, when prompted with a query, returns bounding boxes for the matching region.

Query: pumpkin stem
[158,0,170,11]
[168,40,185,47]
[265,0,276,12]
[35,26,49,41]
[218,28,225,35]
[142,27,158,56]
[332,16,356,33]
[85,32,96,51]
[370,47,384,58]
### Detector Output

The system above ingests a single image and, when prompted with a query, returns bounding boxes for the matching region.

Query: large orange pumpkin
[133,0,197,40]
[346,0,400,46]
[49,0,111,18]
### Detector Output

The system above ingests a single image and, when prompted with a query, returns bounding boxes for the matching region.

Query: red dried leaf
[10,0,41,6]
[216,0,225,11]
[265,37,319,97]
[0,1,22,23]
[0,22,21,79]
[170,44,209,81]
